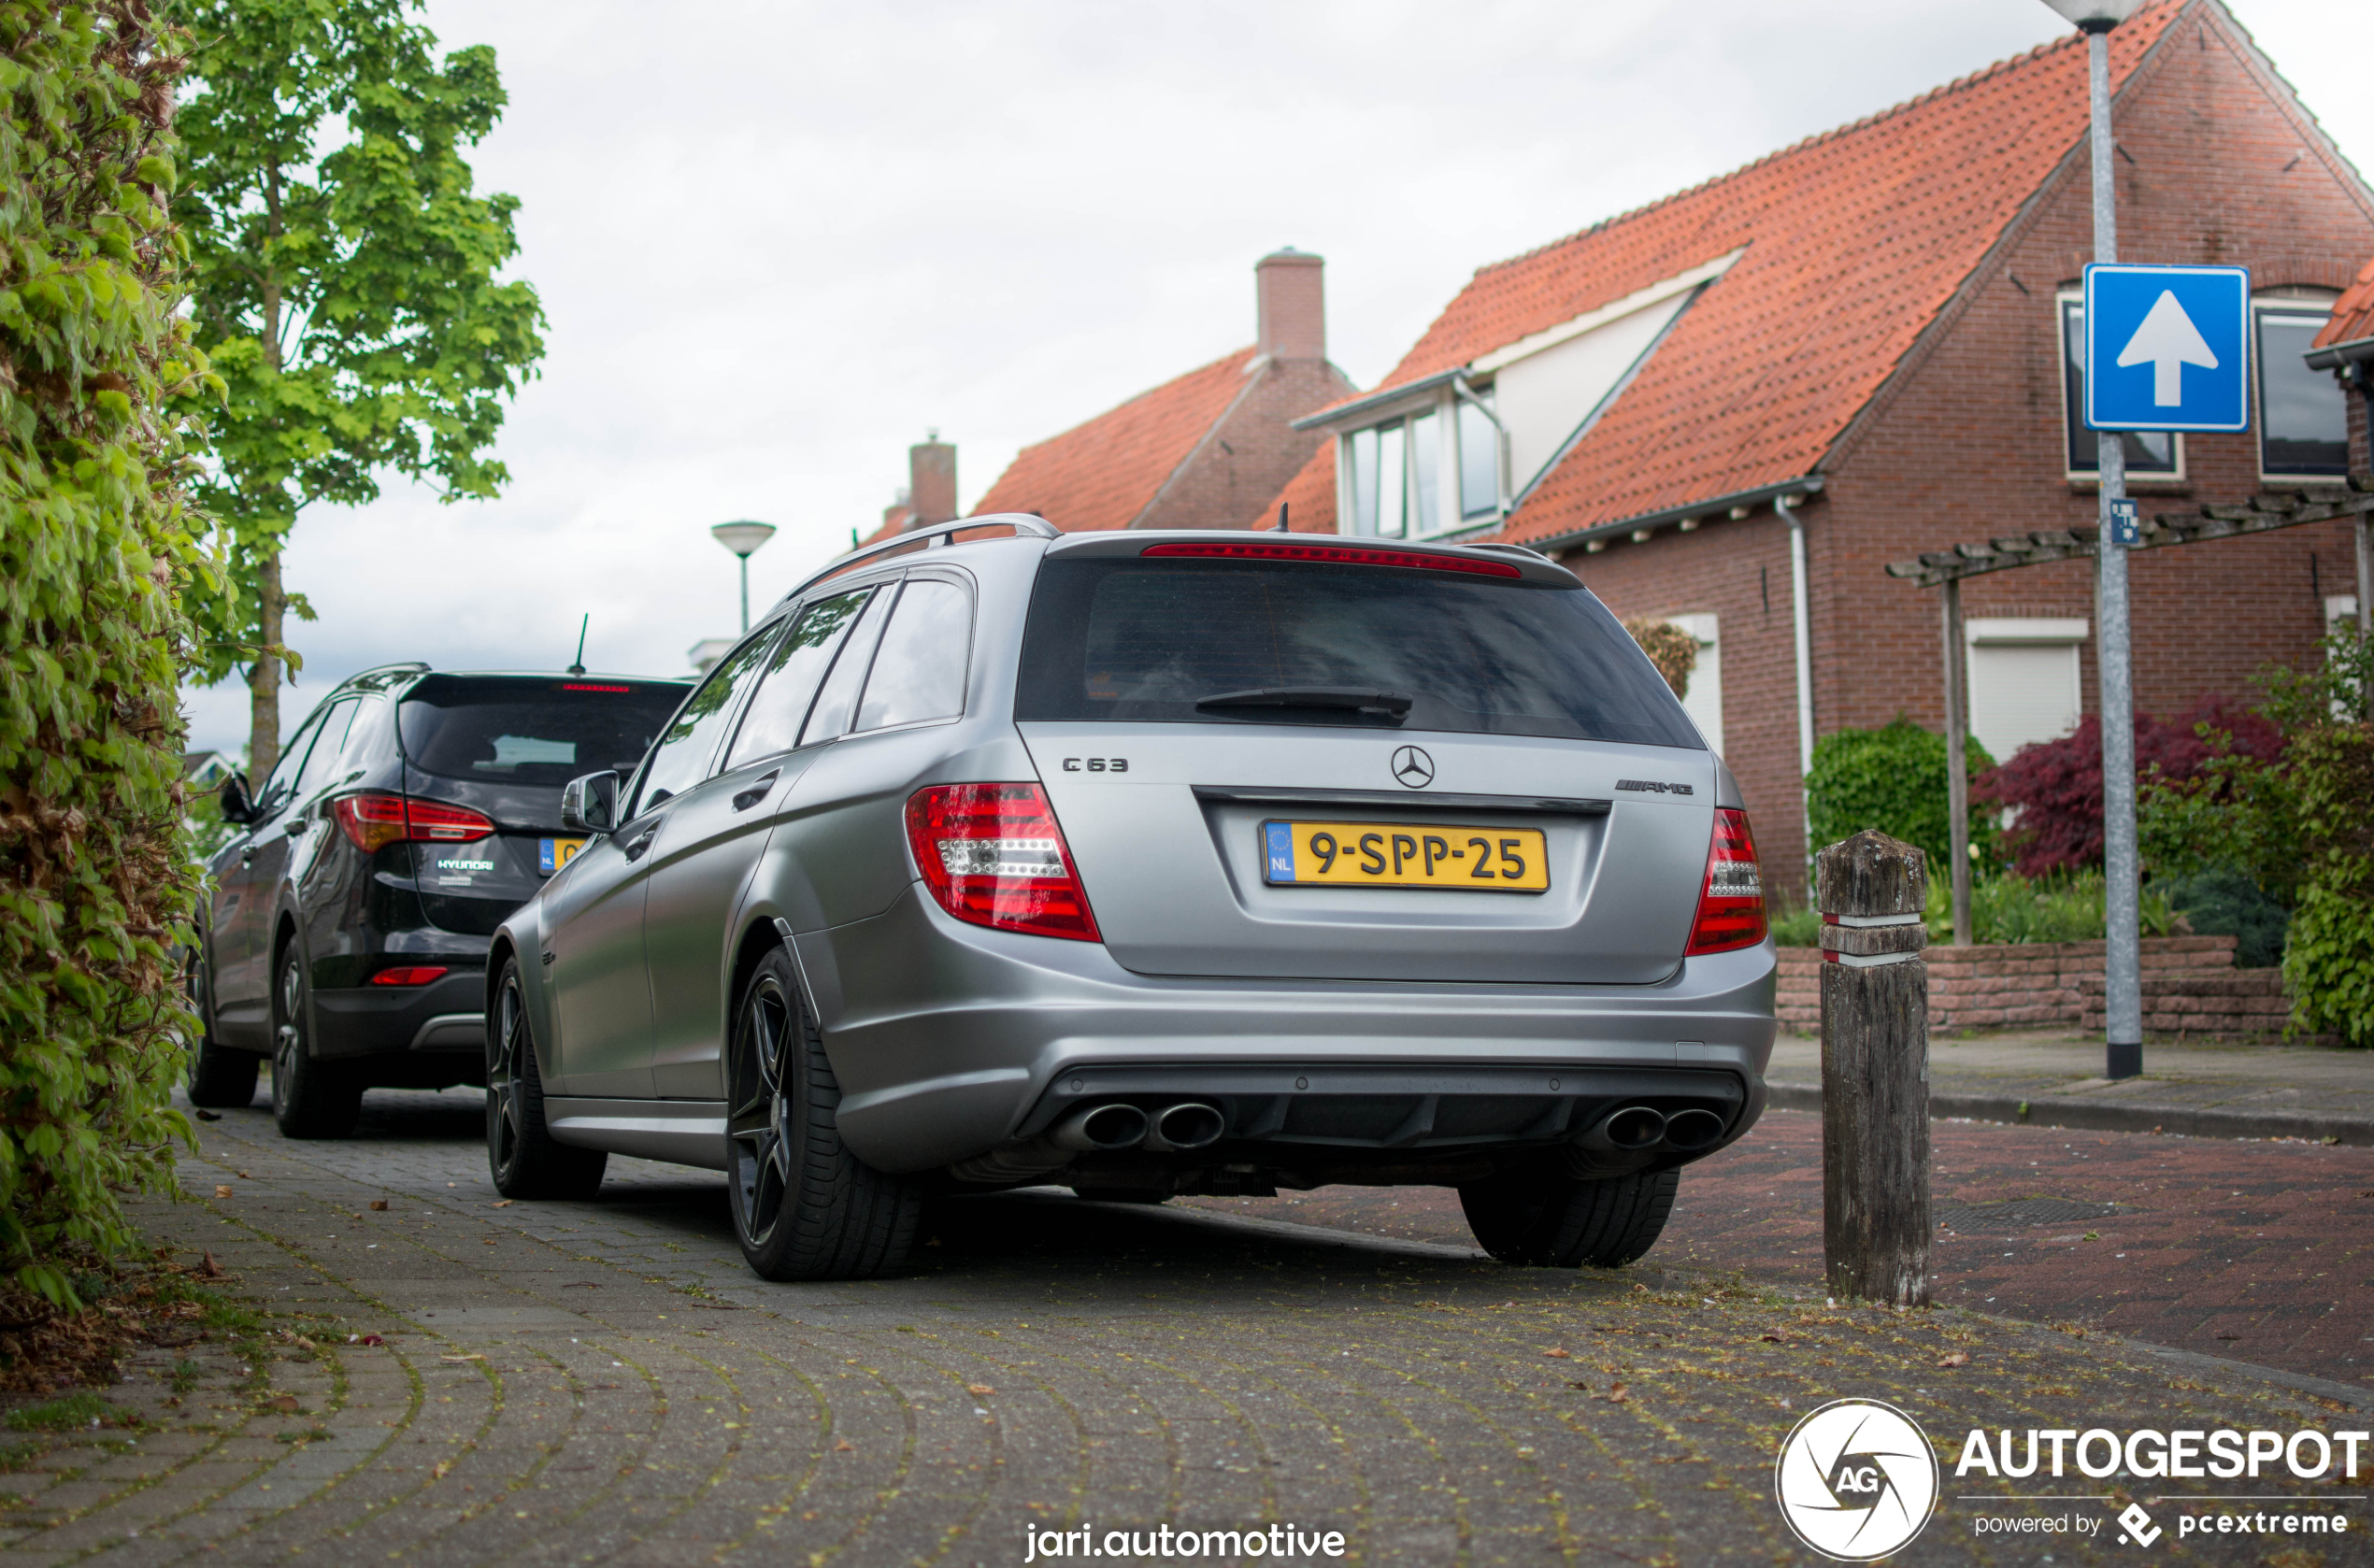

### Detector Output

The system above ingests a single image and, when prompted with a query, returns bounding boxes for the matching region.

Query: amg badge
[1614,778,1695,796]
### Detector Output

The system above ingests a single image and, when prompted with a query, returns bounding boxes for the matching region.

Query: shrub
[1805,719,1996,879]
[1921,870,2177,946]
[2282,719,2374,1046]
[1979,700,2280,876]
[2158,869,2289,969]
[0,2,210,1307]
[2137,725,2301,907]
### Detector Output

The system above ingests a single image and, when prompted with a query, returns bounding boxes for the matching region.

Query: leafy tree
[177,0,543,778]
[0,0,211,1306]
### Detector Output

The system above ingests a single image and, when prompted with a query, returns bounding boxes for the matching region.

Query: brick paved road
[0,1090,2354,1566]
[1189,1107,2374,1396]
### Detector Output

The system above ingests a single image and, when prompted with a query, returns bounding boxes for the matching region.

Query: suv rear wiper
[1194,687,1414,719]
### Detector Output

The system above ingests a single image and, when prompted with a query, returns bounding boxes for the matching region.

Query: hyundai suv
[189,664,690,1136]
[489,520,1776,1280]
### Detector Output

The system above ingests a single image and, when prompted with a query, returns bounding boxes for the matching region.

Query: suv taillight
[904,783,1101,942]
[1684,807,1766,955]
[333,792,497,853]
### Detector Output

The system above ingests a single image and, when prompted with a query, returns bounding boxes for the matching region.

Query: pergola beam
[1885,481,2374,588]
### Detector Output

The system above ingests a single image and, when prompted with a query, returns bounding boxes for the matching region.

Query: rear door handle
[732,771,781,812]
[239,845,255,866]
[622,824,660,862]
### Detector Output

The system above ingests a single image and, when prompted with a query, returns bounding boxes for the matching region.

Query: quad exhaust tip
[1147,1102,1226,1152]
[1593,1105,1667,1152]
[1660,1107,1726,1151]
[1052,1103,1149,1151]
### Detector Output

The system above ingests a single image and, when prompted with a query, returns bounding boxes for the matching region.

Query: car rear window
[400,677,690,786]
[1015,557,1701,748]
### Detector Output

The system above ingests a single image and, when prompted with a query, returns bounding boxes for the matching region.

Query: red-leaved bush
[1975,700,2282,876]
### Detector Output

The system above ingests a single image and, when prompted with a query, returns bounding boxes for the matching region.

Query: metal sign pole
[2086,26,2144,1080]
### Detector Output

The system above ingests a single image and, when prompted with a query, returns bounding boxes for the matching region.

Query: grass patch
[0,1440,44,1472]
[168,1359,202,1394]
[5,1391,134,1432]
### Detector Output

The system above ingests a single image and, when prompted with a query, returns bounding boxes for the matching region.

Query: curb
[1765,1083,2374,1146]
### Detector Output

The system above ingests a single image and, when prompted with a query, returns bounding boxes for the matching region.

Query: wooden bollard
[1818,830,1931,1307]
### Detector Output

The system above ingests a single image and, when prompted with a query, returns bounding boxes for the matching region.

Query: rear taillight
[370,965,450,987]
[1684,807,1766,956]
[904,783,1102,942]
[333,792,497,853]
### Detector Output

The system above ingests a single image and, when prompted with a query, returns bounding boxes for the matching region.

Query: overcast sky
[179,0,2374,756]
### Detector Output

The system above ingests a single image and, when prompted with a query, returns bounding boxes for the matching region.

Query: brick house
[1265,0,2373,898]
[963,250,1354,534]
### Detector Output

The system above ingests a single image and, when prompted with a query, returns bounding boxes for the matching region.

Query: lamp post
[710,520,778,634]
[2043,0,2145,1081]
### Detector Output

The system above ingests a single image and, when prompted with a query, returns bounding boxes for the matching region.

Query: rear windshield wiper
[1194,687,1414,720]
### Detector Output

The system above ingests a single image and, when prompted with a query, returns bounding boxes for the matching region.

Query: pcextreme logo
[1773,1398,1941,1561]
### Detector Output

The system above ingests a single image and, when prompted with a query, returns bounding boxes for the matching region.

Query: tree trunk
[247,546,284,782]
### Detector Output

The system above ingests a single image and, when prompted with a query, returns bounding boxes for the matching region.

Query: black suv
[189,663,690,1136]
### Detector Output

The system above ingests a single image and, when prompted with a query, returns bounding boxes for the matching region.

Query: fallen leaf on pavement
[369,1200,388,1211]
[360,1334,385,1347]
[1937,1352,1971,1369]
[194,1109,221,1121]
[833,1439,854,1452]
[197,1251,223,1277]
[1541,1348,1571,1359]
[430,1460,452,1480]
[966,1384,995,1396]
[265,1394,299,1414]
[1600,1383,1629,1404]
[440,1354,485,1362]
[491,1200,513,1209]
[1760,1333,1789,1344]
[213,1185,233,1199]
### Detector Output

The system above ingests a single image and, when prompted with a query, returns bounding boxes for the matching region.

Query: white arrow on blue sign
[2083,264,2251,434]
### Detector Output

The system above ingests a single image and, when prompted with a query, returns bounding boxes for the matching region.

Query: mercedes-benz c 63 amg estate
[489,519,1777,1281]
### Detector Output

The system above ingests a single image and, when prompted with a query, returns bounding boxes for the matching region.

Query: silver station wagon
[488,519,1776,1281]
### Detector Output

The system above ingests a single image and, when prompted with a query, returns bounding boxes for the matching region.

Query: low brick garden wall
[1776,934,2297,1040]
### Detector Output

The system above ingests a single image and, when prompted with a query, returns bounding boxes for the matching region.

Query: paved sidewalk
[0,1091,2354,1564]
[1767,1030,2374,1144]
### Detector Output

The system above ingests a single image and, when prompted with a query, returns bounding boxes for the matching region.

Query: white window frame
[2057,292,2183,483]
[2252,293,2349,485]
[1334,388,1496,540]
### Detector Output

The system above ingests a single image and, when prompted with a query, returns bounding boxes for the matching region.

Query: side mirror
[559,770,620,835]
[218,773,256,826]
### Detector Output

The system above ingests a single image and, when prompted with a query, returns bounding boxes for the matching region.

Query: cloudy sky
[179,0,2374,755]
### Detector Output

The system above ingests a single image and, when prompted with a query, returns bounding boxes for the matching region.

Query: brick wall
[1563,7,2374,900]
[1137,358,1352,532]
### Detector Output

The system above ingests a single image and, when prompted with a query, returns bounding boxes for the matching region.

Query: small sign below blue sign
[2083,264,2251,434]
[2108,498,2139,547]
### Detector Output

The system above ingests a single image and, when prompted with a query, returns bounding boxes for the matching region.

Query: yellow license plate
[539,837,586,875]
[1262,820,1549,891]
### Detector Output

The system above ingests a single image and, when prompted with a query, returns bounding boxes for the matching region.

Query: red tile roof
[1271,2,2185,543]
[973,348,1259,532]
[2313,251,2374,350]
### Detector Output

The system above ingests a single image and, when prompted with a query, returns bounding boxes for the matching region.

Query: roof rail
[336,662,432,692]
[782,514,1059,605]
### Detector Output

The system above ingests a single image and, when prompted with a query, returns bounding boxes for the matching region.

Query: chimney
[908,431,957,527]
[1255,249,1325,363]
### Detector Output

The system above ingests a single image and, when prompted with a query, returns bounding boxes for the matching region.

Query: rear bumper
[308,969,488,1077]
[793,885,1776,1176]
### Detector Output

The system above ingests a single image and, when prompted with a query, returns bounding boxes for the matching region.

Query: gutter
[1289,368,1464,433]
[1519,474,1825,557]
[2304,335,2374,371]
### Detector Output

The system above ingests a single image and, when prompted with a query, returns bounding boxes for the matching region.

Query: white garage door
[1966,619,2086,764]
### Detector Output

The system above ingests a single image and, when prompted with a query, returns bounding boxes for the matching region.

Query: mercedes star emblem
[1391,745,1435,789]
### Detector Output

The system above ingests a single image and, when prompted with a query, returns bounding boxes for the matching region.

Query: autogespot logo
[1774,1398,1941,1561]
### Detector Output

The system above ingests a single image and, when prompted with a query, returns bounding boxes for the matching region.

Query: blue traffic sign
[2083,264,2251,433]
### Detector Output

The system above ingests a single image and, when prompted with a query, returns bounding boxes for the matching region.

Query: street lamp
[2043,0,2146,1082]
[710,520,778,634]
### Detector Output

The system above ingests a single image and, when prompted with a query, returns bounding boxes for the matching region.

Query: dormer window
[1344,398,1492,538]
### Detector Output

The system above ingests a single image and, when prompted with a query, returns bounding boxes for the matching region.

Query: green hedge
[1806,719,1997,881]
[0,2,213,1305]
[2283,721,2374,1046]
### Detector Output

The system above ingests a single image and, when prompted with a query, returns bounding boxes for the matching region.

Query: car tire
[725,947,919,1282]
[270,945,361,1139]
[487,957,607,1200]
[185,949,260,1109]
[1458,1164,1680,1268]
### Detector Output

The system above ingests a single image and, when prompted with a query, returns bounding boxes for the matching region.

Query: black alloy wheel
[270,946,361,1139]
[724,947,919,1282]
[486,958,606,1200]
[184,948,259,1108]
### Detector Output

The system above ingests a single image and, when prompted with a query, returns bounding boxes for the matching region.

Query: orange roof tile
[973,348,1260,532]
[1273,2,2185,544]
[2313,251,2374,350]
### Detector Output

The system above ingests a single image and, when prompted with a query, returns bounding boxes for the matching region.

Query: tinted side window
[292,698,364,802]
[632,630,779,815]
[855,579,971,731]
[797,586,894,747]
[256,709,333,816]
[726,590,871,769]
